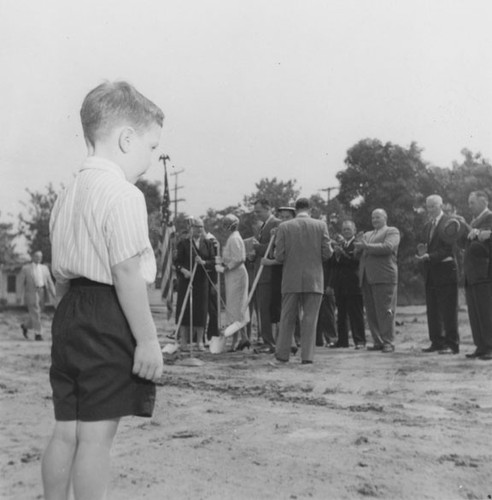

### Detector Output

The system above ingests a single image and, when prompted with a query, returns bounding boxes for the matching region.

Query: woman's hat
[438,217,467,244]
[223,213,239,230]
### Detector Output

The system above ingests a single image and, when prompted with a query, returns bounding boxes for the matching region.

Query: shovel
[209,253,227,354]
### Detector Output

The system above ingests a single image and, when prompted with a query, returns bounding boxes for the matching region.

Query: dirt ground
[1,295,492,500]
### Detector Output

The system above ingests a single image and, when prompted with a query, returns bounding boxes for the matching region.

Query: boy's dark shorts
[50,278,156,421]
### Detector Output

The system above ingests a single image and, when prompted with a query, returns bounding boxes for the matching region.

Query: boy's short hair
[81,81,164,147]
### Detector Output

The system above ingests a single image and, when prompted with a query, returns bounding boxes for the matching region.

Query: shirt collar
[297,212,309,218]
[80,156,126,180]
[433,211,444,224]
[475,207,489,221]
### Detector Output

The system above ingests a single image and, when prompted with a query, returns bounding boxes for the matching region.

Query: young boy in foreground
[43,81,165,500]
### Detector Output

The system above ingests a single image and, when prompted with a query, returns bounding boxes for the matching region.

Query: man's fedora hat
[278,206,296,216]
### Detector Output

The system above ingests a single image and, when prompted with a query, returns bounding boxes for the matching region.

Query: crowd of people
[174,192,492,364]
[16,80,492,500]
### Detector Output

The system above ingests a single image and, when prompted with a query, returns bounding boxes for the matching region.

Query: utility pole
[319,186,339,205]
[169,168,185,220]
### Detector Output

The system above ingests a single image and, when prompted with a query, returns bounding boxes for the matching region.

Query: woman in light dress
[220,214,250,351]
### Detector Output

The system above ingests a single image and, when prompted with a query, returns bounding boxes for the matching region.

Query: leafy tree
[438,149,492,221]
[136,179,165,254]
[243,177,300,210]
[136,178,162,215]
[0,214,18,265]
[336,139,438,302]
[18,184,60,263]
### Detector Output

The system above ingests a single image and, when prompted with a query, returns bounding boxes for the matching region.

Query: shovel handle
[246,233,276,305]
[173,261,199,337]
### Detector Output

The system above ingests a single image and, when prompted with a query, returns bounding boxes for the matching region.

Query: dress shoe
[269,358,288,367]
[254,345,275,354]
[236,340,251,351]
[367,345,383,351]
[330,343,349,349]
[465,350,483,359]
[382,344,395,353]
[421,345,441,353]
[354,344,365,350]
[301,360,313,365]
[438,347,458,355]
[35,334,43,341]
[21,324,28,339]
[479,351,492,360]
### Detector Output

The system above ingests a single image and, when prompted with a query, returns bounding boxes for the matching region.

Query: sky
[2,0,492,244]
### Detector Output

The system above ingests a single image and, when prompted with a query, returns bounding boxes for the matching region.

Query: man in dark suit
[463,190,492,360]
[355,209,400,353]
[332,220,366,349]
[416,195,460,354]
[252,199,280,352]
[274,198,332,364]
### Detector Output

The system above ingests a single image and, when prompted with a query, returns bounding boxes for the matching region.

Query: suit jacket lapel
[472,209,492,228]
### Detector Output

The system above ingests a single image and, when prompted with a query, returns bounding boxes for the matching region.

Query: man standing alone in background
[18,250,56,340]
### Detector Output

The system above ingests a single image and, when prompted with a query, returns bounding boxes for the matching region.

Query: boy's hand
[133,339,164,381]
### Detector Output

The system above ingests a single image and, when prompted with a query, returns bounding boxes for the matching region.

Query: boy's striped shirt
[50,156,156,285]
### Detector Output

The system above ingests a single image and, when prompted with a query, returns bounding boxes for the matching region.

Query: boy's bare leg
[71,419,119,500]
[42,421,77,500]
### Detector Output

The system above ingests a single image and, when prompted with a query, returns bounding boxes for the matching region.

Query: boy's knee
[51,421,78,447]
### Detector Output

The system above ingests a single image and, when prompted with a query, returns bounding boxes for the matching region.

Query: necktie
[429,219,437,240]
[258,222,265,240]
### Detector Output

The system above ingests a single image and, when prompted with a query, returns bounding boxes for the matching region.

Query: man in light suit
[274,198,332,364]
[355,209,400,353]
[463,191,492,360]
[252,199,280,352]
[18,250,56,340]
[416,195,460,354]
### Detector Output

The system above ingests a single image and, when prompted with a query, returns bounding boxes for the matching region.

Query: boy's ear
[118,127,135,154]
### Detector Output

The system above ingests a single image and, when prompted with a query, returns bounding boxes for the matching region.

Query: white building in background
[0,263,24,305]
